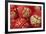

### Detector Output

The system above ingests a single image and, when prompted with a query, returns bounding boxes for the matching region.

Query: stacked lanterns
[10,5,41,29]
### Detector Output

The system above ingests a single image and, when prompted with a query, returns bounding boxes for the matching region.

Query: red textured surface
[10,5,41,29]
